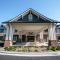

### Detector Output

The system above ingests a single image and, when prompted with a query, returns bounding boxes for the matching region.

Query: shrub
[56,46,60,50]
[47,46,60,51]
[4,47,10,51]
[51,46,56,51]
[4,46,16,51]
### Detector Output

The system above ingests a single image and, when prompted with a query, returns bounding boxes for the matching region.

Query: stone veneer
[48,40,58,47]
[4,40,12,47]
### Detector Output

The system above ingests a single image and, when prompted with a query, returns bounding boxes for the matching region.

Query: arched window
[28,14,33,21]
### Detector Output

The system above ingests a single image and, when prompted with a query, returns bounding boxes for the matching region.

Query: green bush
[56,46,60,50]
[51,46,56,51]
[47,46,60,51]
[4,46,16,51]
[4,47,10,51]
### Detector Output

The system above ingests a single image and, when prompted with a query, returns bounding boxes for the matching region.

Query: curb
[0,51,60,56]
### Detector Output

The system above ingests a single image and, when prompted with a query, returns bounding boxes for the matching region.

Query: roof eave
[2,21,60,24]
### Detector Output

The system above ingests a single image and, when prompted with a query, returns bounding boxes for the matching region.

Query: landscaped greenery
[47,46,60,51]
[4,46,60,52]
[4,46,47,52]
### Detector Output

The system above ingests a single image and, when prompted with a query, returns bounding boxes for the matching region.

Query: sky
[0,0,60,24]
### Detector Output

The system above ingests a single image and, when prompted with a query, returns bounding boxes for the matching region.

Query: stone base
[48,40,58,47]
[4,40,13,47]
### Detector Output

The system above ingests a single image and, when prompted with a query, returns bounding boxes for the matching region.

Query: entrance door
[27,36,34,42]
[22,35,26,42]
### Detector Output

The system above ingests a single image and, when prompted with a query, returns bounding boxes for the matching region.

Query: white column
[39,31,43,42]
[4,24,13,46]
[9,24,13,40]
[48,23,56,40]
[5,25,9,40]
[39,31,43,40]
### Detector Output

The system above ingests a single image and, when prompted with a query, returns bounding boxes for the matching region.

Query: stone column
[48,23,58,46]
[4,24,13,47]
[39,31,43,43]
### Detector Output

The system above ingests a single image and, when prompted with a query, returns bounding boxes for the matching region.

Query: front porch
[4,23,58,47]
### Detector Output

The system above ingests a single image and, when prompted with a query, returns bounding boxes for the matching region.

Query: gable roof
[3,8,60,23]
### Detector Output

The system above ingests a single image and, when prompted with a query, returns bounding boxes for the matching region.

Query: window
[57,36,60,42]
[57,28,60,33]
[44,29,48,32]
[13,35,18,41]
[0,36,4,40]
[14,29,18,33]
[0,29,4,33]
[28,14,33,21]
[27,36,34,42]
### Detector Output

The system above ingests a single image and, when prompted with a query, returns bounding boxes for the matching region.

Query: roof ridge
[2,8,59,23]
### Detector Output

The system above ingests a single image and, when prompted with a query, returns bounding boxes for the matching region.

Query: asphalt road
[0,55,60,60]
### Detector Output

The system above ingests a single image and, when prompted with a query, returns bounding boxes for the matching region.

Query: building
[1,8,60,47]
[0,25,6,40]
[0,25,6,46]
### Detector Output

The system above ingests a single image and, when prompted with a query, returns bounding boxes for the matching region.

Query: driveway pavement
[0,54,60,60]
[0,51,60,60]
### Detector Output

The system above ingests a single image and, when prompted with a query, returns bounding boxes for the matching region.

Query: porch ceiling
[12,23,49,32]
